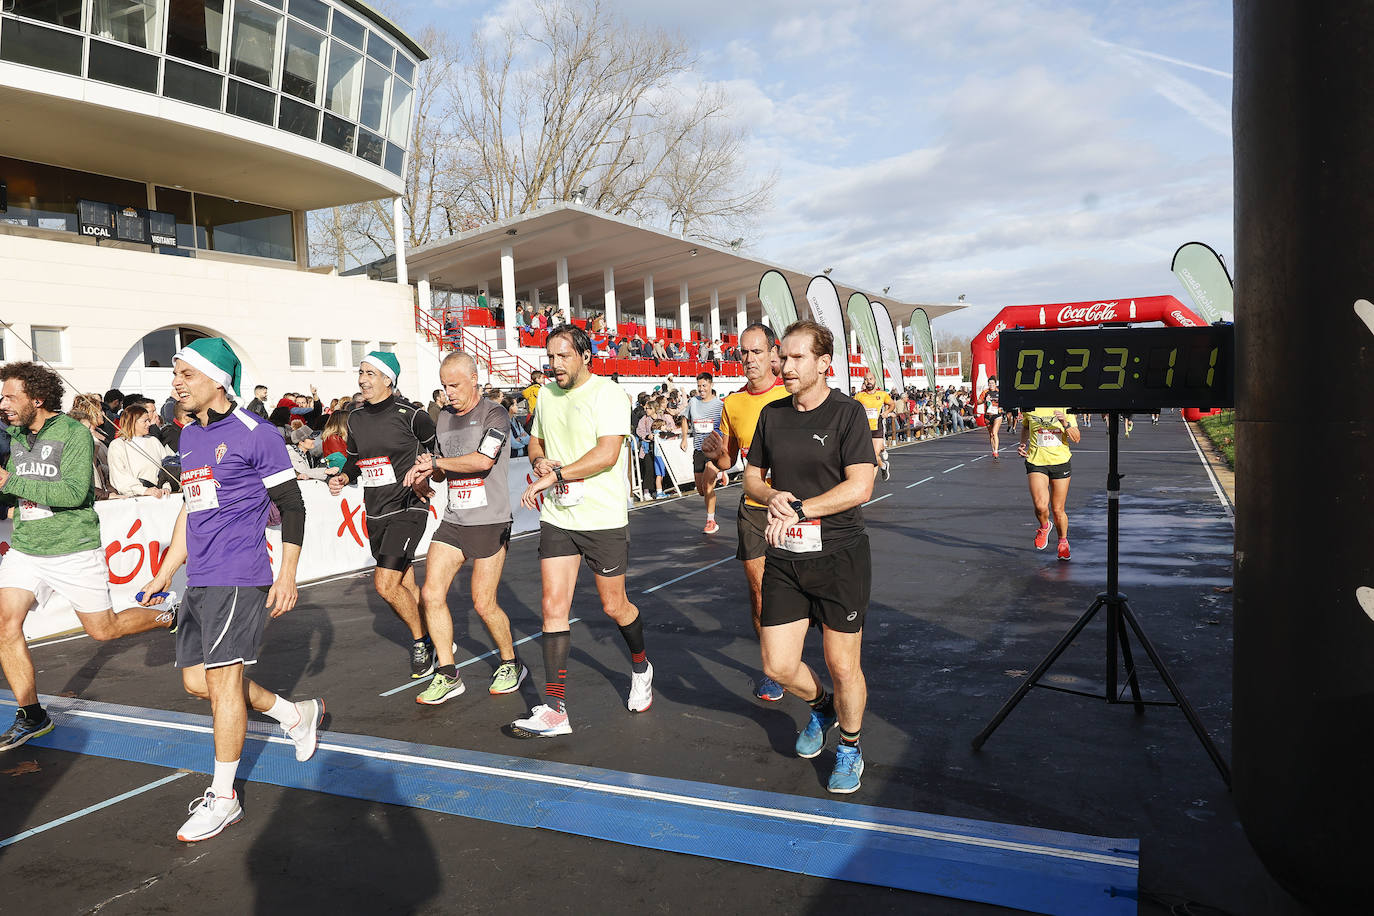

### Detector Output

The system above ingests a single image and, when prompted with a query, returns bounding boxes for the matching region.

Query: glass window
[141,328,178,367]
[277,96,319,139]
[383,142,404,177]
[0,155,147,233]
[288,338,307,367]
[321,339,339,367]
[359,59,389,132]
[154,186,199,248]
[288,0,328,31]
[394,55,414,84]
[323,40,362,119]
[0,19,83,75]
[194,193,295,261]
[366,31,392,66]
[166,0,225,68]
[355,129,383,166]
[162,59,223,109]
[6,0,82,28]
[226,79,275,125]
[229,1,281,87]
[350,340,367,366]
[320,112,355,154]
[378,341,395,354]
[387,79,411,145]
[330,10,363,49]
[87,40,160,92]
[32,327,64,364]
[281,20,324,103]
[91,0,162,51]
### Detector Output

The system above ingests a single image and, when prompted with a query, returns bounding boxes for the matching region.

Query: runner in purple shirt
[139,338,325,844]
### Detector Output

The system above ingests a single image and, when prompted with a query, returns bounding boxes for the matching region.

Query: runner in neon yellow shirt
[1018,407,1080,560]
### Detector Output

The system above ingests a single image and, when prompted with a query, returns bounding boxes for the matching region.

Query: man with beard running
[328,352,439,678]
[509,325,652,737]
[853,374,894,480]
[406,352,526,704]
[699,324,790,702]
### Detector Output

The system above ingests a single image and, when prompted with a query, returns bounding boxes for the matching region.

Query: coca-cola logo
[984,320,1008,343]
[1170,310,1197,327]
[1057,303,1118,324]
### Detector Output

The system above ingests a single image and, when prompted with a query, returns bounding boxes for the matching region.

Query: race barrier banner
[6,459,542,641]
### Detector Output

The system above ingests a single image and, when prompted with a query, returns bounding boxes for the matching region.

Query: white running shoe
[628,662,654,712]
[285,698,325,762]
[510,704,572,737]
[177,790,242,842]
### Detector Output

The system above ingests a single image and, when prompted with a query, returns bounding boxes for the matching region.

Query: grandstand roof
[405,204,963,329]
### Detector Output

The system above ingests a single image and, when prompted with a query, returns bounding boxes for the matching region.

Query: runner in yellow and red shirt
[701,323,791,701]
[853,374,894,480]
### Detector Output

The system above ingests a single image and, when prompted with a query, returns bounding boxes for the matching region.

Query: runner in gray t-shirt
[405,352,526,703]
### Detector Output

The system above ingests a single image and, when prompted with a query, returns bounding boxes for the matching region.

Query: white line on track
[972,455,986,462]
[378,619,583,697]
[25,633,92,650]
[0,771,188,848]
[1182,421,1235,525]
[20,703,1139,870]
[863,494,891,507]
[942,464,965,473]
[643,556,733,594]
[905,476,934,489]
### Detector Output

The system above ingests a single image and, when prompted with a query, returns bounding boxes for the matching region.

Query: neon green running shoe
[416,672,466,705]
[489,661,528,695]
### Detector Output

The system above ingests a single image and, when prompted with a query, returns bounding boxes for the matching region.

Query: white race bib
[865,407,880,421]
[180,466,219,512]
[692,418,713,435]
[358,456,397,487]
[448,476,488,509]
[552,479,584,507]
[782,520,822,553]
[1036,428,1061,448]
[18,499,53,522]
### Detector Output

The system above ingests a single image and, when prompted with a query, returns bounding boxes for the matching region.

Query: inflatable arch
[970,295,1205,419]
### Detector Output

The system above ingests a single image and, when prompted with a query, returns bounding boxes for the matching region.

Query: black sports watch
[789,499,806,520]
[554,467,564,483]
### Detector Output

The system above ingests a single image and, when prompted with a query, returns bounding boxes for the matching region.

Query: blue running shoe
[828,744,864,794]
[754,676,784,702]
[795,710,837,758]
[0,708,54,751]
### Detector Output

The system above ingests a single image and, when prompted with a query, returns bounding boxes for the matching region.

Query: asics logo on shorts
[846,611,858,621]
[812,434,829,446]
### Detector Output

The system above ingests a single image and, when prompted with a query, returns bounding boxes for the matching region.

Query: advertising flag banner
[847,291,882,390]
[1171,242,1233,324]
[805,275,851,392]
[871,300,903,390]
[910,308,937,392]
[758,270,800,331]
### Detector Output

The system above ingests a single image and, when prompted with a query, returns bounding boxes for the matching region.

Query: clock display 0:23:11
[1012,344,1222,392]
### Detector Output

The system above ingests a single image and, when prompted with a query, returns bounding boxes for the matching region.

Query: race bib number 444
[782,520,822,553]
[358,457,397,486]
[180,466,219,512]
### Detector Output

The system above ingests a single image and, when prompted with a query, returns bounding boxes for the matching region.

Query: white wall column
[603,266,617,331]
[644,275,656,338]
[417,274,431,321]
[679,283,690,336]
[556,258,570,324]
[760,313,770,329]
[500,246,516,346]
[392,197,408,285]
[736,294,748,337]
[709,289,721,343]
[532,288,541,312]
[575,293,583,317]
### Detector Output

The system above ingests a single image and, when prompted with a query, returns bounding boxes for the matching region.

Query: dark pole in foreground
[1233,2,1373,908]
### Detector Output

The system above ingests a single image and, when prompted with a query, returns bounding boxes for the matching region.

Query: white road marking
[942,464,964,474]
[0,771,188,848]
[643,557,733,594]
[862,494,892,507]
[906,476,934,489]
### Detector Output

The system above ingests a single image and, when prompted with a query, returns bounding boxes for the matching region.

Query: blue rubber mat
[3,692,1138,915]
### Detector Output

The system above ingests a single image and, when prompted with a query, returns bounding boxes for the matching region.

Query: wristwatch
[789,499,806,520]
[554,467,564,483]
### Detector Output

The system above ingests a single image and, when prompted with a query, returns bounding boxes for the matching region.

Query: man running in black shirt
[744,320,876,794]
[329,352,439,677]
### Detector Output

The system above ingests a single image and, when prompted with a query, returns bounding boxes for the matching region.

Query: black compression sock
[618,616,649,674]
[437,664,457,679]
[21,703,44,721]
[808,691,835,718]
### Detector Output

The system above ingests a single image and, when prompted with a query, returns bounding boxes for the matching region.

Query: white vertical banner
[805,275,851,392]
[870,300,903,390]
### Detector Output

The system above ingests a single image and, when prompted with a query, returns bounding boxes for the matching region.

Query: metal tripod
[971,412,1231,786]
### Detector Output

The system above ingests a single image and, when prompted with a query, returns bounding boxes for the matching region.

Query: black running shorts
[735,500,769,562]
[368,510,428,571]
[175,585,270,670]
[761,535,871,634]
[538,522,629,578]
[431,521,511,560]
[1025,461,1072,480]
[692,449,715,475]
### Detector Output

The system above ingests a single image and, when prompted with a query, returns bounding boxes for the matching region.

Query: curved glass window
[288,0,328,31]
[91,0,162,51]
[0,18,83,74]
[359,59,388,132]
[88,39,160,91]
[387,79,411,144]
[365,31,392,66]
[166,0,224,68]
[229,1,281,87]
[329,8,362,49]
[7,0,82,28]
[394,54,414,84]
[194,193,294,260]
[323,38,361,119]
[281,20,324,103]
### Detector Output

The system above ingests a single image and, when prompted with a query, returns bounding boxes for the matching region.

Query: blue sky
[396,0,1233,339]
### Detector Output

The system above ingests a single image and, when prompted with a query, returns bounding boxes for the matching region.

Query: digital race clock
[996,326,1234,411]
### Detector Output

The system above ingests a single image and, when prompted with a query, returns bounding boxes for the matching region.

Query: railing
[414,305,542,387]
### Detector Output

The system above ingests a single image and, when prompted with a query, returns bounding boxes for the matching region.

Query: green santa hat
[174,337,242,397]
[362,351,400,385]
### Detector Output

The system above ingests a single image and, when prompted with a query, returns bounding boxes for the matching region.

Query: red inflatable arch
[970,295,1205,421]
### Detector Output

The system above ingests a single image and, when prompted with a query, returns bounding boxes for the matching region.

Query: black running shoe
[0,708,54,751]
[410,638,436,678]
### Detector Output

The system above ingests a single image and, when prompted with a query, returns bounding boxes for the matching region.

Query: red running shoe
[1034,524,1051,550]
[703,519,719,534]
[1057,538,1071,561]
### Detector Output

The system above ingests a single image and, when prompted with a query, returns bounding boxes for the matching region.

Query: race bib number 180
[180,466,219,512]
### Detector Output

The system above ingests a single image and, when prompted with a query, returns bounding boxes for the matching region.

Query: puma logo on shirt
[812,434,829,446]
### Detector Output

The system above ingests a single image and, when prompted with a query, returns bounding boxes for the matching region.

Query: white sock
[706,513,715,522]
[212,758,238,798]
[264,694,297,728]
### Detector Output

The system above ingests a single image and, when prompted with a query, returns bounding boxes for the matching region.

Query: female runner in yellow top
[1017,407,1081,560]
